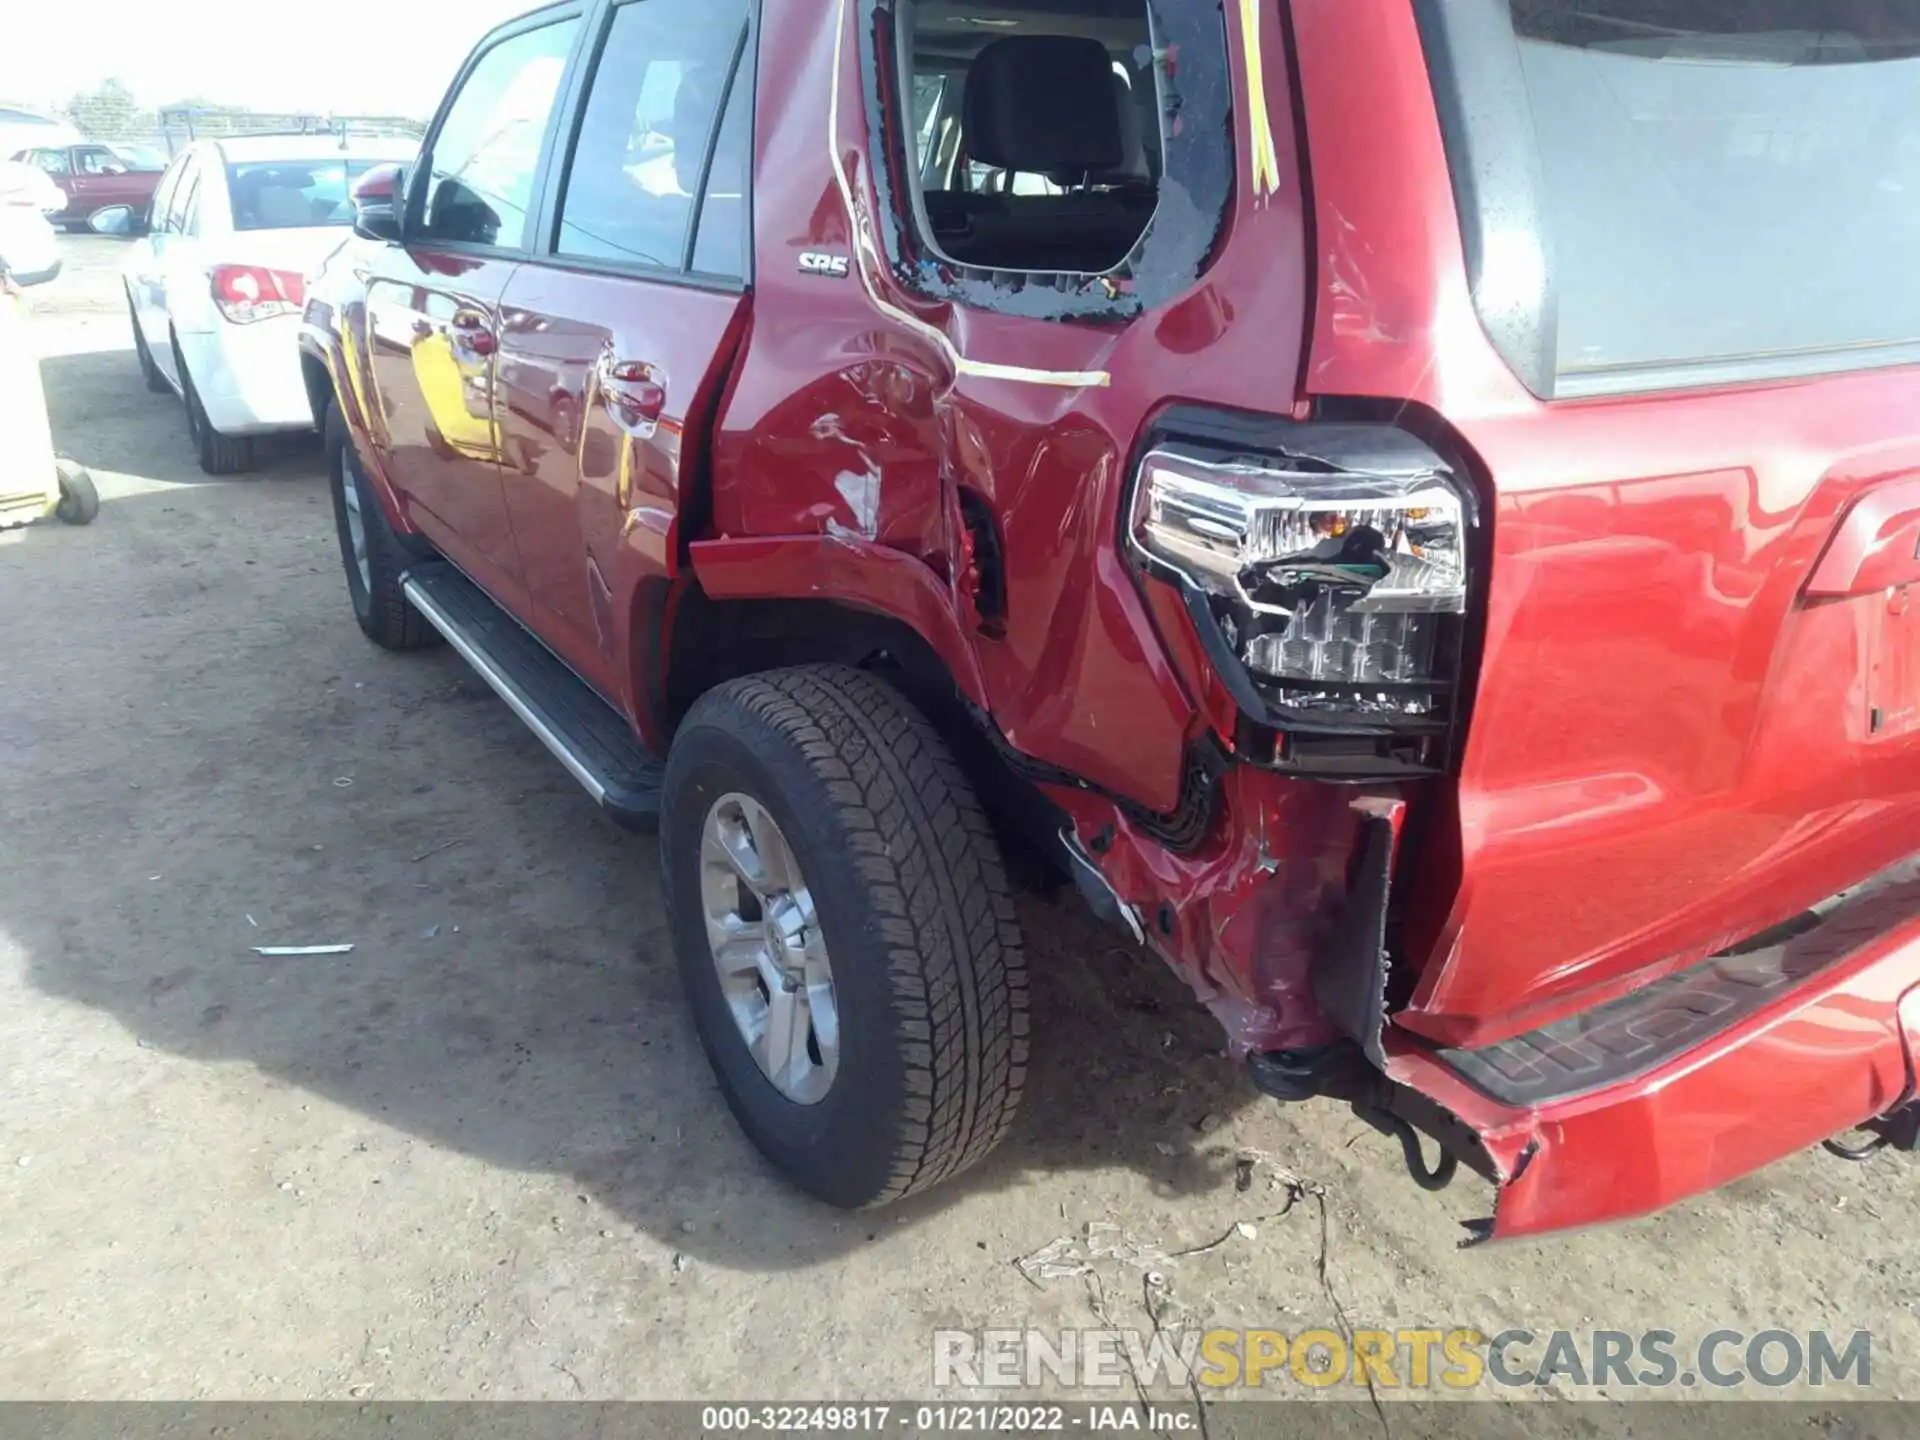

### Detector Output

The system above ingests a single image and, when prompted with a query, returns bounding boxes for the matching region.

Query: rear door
[71,145,144,211]
[363,7,586,609]
[126,151,185,359]
[155,157,214,355]
[137,151,202,386]
[493,0,752,703]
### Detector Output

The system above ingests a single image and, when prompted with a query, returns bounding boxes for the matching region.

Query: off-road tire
[128,297,168,393]
[326,404,437,651]
[176,342,255,475]
[662,665,1029,1207]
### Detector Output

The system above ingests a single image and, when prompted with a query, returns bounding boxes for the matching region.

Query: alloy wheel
[699,792,839,1105]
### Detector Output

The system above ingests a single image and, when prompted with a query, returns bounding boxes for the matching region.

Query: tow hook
[1247,1043,1490,1192]
[1823,1102,1920,1161]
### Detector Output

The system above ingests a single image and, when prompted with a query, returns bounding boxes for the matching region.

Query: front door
[493,0,753,703]
[361,9,584,609]
[70,145,148,213]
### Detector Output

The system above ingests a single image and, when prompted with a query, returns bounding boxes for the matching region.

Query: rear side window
[418,17,582,248]
[177,170,203,236]
[110,144,168,172]
[32,149,70,176]
[228,160,404,231]
[1420,0,1920,397]
[688,62,751,279]
[147,154,185,222]
[870,0,1234,319]
[904,3,1163,275]
[554,0,751,277]
[162,156,199,234]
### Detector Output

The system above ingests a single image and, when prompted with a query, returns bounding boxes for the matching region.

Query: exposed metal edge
[401,575,610,806]
[1059,829,1146,944]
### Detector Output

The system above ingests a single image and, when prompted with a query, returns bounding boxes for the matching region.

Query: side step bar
[401,562,663,831]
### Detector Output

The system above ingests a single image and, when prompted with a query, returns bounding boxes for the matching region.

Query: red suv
[300,0,1920,1239]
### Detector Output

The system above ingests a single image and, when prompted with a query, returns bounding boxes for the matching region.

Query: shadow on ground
[2,462,1274,1277]
[40,348,321,485]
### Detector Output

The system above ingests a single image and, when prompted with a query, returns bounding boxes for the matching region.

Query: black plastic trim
[1409,0,1558,400]
[965,698,1225,854]
[1438,854,1920,1107]
[1312,811,1396,1068]
[681,19,752,273]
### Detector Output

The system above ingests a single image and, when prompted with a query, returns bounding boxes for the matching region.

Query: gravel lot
[2,235,1917,1407]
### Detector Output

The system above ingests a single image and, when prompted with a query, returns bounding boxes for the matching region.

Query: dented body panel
[707,0,1315,811]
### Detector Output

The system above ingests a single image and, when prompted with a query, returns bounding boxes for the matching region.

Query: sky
[1,0,538,118]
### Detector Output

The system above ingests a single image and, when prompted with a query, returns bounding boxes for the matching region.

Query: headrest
[250,185,315,229]
[1052,70,1152,185]
[963,35,1124,173]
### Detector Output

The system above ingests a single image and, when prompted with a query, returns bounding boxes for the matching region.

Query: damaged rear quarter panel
[1049,774,1403,1057]
[708,0,1322,814]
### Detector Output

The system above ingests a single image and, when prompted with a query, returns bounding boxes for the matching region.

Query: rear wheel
[175,340,255,475]
[128,297,168,394]
[662,665,1029,1207]
[327,404,436,651]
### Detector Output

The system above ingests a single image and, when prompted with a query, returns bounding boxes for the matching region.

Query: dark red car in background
[12,142,166,229]
[300,0,1920,1240]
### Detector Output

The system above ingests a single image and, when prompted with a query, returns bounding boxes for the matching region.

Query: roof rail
[157,108,423,151]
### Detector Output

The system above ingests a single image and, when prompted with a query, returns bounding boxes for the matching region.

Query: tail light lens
[209,264,304,324]
[1127,421,1478,769]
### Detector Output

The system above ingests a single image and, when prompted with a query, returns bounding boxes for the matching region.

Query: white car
[120,135,417,474]
[0,159,63,286]
[0,107,80,169]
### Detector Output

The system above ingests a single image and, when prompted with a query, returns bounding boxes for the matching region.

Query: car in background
[10,142,168,230]
[105,134,417,474]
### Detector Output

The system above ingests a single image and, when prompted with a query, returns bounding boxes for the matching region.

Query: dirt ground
[2,235,1918,1407]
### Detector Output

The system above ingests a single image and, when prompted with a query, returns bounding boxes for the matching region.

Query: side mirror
[87,204,140,236]
[352,163,407,244]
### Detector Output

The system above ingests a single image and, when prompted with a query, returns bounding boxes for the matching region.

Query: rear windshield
[109,144,167,172]
[226,159,401,231]
[1419,1,1920,397]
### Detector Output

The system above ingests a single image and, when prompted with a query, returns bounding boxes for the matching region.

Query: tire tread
[678,665,1028,1203]
[327,405,437,651]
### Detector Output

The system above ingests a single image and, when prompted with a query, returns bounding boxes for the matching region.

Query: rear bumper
[1387,856,1920,1239]
[176,316,313,435]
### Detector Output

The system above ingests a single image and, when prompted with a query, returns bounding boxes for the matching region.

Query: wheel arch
[646,581,1067,885]
[300,349,333,432]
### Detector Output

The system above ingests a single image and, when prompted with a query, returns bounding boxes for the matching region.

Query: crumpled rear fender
[1052,771,1408,1058]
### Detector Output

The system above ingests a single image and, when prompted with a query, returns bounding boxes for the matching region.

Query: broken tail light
[1126,418,1478,773]
[210,264,305,324]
